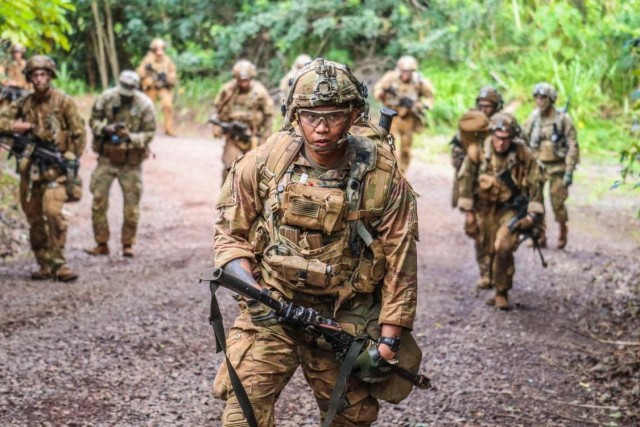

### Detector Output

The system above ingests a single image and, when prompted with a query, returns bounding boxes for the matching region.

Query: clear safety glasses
[297,108,351,128]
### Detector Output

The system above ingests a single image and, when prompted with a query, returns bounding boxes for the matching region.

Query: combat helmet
[232,59,257,80]
[489,112,519,137]
[476,86,504,110]
[293,54,312,70]
[149,38,166,51]
[10,43,26,54]
[283,57,368,123]
[397,55,418,72]
[532,82,557,102]
[24,55,57,79]
[118,70,140,96]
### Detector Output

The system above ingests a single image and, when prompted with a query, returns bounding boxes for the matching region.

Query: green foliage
[0,0,75,51]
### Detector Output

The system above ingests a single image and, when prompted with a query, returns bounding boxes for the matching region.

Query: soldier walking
[84,71,156,258]
[0,55,86,281]
[210,59,273,183]
[211,58,421,425]
[374,55,434,173]
[457,113,544,309]
[523,82,579,249]
[1,43,30,90]
[136,38,177,137]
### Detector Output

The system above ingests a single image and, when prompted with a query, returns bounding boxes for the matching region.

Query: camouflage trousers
[145,87,174,134]
[542,169,569,224]
[391,114,420,174]
[20,174,69,268]
[475,206,520,292]
[214,310,379,426]
[221,136,251,184]
[89,157,143,246]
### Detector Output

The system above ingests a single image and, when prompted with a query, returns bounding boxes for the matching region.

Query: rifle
[384,86,418,110]
[506,196,548,268]
[551,96,571,157]
[0,131,74,176]
[1,85,28,103]
[207,117,251,143]
[199,267,432,390]
[144,63,169,89]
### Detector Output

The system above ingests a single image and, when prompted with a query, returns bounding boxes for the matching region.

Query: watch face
[379,336,401,351]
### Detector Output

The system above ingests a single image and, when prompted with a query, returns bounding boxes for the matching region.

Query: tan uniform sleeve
[373,72,393,101]
[63,96,86,157]
[522,113,535,147]
[376,170,419,330]
[562,113,579,172]
[166,57,178,86]
[129,97,156,148]
[524,150,545,214]
[135,56,150,79]
[0,98,21,132]
[456,155,478,211]
[89,93,108,137]
[213,149,262,268]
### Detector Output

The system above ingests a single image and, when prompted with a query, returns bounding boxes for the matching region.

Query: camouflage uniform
[373,55,434,173]
[458,113,544,308]
[213,59,420,426]
[87,71,156,255]
[0,56,86,279]
[212,60,274,183]
[136,39,177,136]
[522,83,579,249]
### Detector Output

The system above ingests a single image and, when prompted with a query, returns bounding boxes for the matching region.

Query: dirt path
[1,133,638,426]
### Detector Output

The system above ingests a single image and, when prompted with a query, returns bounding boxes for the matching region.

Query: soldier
[2,44,29,89]
[136,38,177,136]
[212,58,421,425]
[210,59,274,183]
[0,55,86,281]
[278,53,312,97]
[457,113,544,309]
[522,83,579,249]
[84,71,156,258]
[373,55,434,173]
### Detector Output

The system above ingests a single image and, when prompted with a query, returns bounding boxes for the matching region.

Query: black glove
[354,345,393,383]
[246,289,283,327]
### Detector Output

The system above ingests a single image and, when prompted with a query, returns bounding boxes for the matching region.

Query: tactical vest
[247,131,397,305]
[98,91,149,165]
[18,89,72,153]
[529,109,568,162]
[475,138,528,204]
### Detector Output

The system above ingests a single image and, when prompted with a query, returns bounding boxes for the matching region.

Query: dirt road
[1,133,638,426]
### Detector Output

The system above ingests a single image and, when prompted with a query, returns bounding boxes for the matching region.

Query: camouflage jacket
[136,52,178,90]
[213,79,274,138]
[2,59,29,89]
[0,87,86,157]
[457,137,544,215]
[214,131,419,329]
[374,70,435,118]
[522,108,579,174]
[89,88,156,154]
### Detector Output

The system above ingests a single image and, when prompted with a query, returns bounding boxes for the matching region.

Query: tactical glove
[464,215,479,239]
[563,171,573,188]
[246,290,283,327]
[354,345,393,384]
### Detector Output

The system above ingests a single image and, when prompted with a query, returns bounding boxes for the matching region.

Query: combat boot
[557,222,568,250]
[31,265,52,280]
[476,277,492,290]
[54,265,78,282]
[122,245,134,258]
[84,243,110,256]
[486,292,509,310]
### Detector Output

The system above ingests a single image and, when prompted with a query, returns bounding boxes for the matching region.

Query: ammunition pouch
[537,139,562,162]
[281,182,346,235]
[351,240,386,293]
[101,142,147,166]
[477,174,512,203]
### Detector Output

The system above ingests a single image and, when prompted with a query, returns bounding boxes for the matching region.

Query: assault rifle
[199,267,432,390]
[506,196,548,268]
[384,86,418,110]
[144,63,169,89]
[551,96,571,157]
[207,117,251,143]
[1,85,28,102]
[0,131,76,177]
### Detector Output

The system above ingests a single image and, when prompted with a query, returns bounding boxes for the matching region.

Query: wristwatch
[377,336,401,352]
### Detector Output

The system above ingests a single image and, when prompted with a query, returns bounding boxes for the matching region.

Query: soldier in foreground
[374,55,434,173]
[0,56,85,281]
[523,82,579,249]
[278,53,312,98]
[212,58,421,425]
[136,38,177,136]
[85,71,156,258]
[457,113,544,309]
[209,59,273,182]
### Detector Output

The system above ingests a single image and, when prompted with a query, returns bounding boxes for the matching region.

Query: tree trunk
[90,0,108,88]
[103,0,120,79]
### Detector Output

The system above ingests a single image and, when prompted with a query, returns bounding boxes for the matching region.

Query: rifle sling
[322,337,367,427]
[207,282,258,427]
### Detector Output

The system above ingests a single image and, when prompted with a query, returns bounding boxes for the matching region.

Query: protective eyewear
[297,108,351,128]
[492,133,513,141]
[533,93,549,99]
